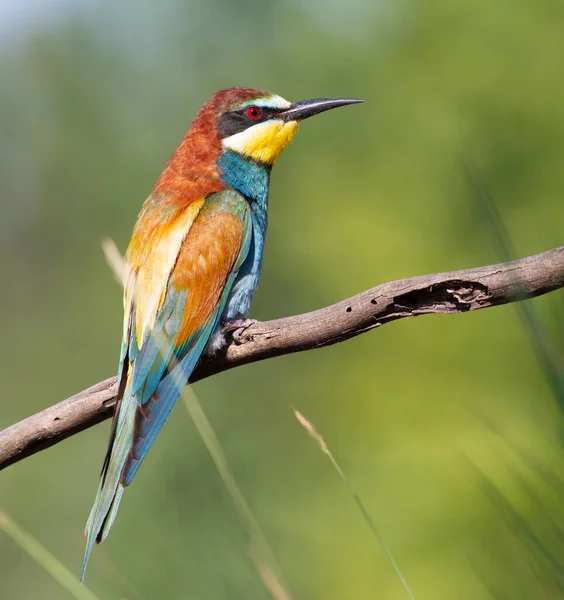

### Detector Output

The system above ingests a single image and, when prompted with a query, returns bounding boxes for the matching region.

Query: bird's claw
[223,318,258,345]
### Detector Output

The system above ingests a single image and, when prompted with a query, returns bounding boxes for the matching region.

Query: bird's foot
[223,318,258,345]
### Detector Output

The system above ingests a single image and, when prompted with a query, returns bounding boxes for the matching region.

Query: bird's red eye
[246,106,261,119]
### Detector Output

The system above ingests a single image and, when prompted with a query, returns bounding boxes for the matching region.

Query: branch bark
[2,246,563,471]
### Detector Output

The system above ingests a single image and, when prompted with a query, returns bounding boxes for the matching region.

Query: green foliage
[1,1,564,598]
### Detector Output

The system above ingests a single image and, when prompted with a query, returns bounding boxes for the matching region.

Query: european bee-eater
[82,87,362,579]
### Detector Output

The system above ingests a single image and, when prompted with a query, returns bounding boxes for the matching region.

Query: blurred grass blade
[101,237,126,282]
[181,387,294,600]
[250,544,294,600]
[0,507,100,600]
[462,162,564,406]
[292,408,415,600]
[471,409,564,498]
[460,161,515,263]
[469,561,511,600]
[293,408,345,478]
[463,455,564,583]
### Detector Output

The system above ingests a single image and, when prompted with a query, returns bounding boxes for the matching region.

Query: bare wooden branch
[2,246,563,471]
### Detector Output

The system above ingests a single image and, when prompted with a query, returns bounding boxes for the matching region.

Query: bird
[81,87,363,579]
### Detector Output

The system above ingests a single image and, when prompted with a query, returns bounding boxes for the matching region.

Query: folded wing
[82,190,251,579]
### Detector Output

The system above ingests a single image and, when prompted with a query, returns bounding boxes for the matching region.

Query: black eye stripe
[216,107,280,139]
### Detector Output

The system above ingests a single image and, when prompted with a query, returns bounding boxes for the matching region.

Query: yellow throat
[222,119,300,165]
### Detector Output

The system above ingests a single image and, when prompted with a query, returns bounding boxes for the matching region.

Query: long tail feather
[81,390,136,581]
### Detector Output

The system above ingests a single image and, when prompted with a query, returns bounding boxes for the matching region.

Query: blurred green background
[1,1,564,598]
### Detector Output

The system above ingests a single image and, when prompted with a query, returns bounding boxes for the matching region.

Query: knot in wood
[395,279,490,314]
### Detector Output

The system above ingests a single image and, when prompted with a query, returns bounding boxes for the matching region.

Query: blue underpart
[218,149,269,321]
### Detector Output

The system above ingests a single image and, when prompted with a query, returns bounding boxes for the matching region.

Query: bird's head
[211,87,364,166]
[158,88,363,200]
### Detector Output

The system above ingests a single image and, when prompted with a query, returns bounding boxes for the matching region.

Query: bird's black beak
[280,97,364,122]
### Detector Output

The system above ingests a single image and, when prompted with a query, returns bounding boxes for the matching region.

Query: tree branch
[2,246,563,471]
